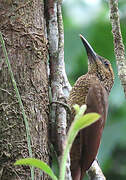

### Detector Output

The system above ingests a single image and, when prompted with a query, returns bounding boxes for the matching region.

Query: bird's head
[80,34,114,93]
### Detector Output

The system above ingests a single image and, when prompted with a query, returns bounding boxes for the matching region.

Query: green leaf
[67,113,100,149]
[73,104,87,120]
[74,113,100,131]
[14,158,58,180]
[73,104,80,114]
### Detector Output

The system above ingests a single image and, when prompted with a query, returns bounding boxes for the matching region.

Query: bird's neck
[87,71,113,95]
[100,80,112,95]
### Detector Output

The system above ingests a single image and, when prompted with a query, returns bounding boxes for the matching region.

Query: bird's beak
[80,34,97,63]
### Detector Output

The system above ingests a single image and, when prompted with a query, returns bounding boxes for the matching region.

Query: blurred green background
[63,0,126,179]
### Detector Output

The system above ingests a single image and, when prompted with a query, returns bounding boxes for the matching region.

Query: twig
[0,32,34,180]
[109,0,126,97]
[50,101,71,117]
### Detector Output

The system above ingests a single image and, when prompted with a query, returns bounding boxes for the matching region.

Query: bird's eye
[104,60,109,67]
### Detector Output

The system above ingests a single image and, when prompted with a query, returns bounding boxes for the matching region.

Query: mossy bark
[0,1,50,179]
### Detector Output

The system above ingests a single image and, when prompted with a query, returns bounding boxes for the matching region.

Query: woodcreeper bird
[67,34,114,180]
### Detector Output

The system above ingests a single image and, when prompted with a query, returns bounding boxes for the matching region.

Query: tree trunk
[0,1,50,180]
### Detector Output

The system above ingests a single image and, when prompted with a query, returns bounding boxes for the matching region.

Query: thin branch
[109,0,126,97]
[87,160,106,180]
[46,0,71,179]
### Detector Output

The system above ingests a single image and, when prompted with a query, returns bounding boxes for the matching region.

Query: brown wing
[80,82,108,180]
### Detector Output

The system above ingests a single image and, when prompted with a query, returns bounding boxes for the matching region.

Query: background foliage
[63,0,126,179]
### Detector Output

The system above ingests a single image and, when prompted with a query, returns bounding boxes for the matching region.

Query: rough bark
[0,1,49,180]
[45,1,72,179]
[109,0,126,97]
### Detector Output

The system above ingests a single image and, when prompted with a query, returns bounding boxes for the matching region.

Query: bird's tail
[72,166,86,180]
[72,166,81,180]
